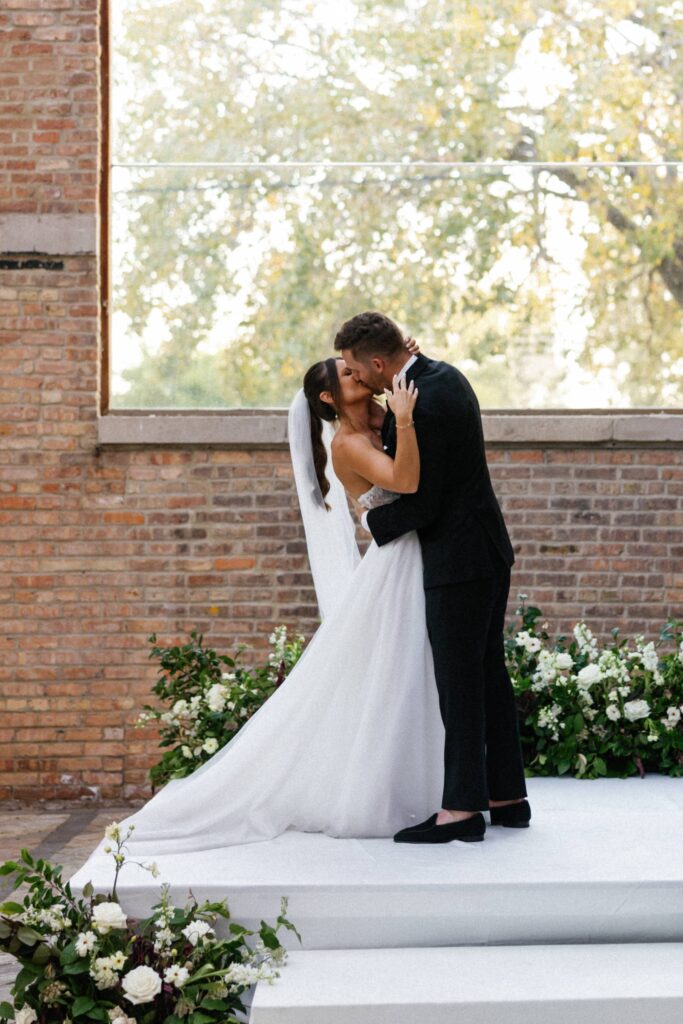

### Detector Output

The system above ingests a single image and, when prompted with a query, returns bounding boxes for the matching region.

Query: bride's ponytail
[302,357,341,511]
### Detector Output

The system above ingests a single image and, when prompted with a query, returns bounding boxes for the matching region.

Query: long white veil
[287,388,360,620]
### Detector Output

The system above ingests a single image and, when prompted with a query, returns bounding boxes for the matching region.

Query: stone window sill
[97,410,683,447]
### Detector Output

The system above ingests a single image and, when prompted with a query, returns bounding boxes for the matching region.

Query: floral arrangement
[506,595,683,779]
[0,822,299,1024]
[136,627,305,787]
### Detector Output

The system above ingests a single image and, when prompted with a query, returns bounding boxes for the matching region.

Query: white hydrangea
[202,737,219,754]
[606,704,621,722]
[181,919,214,946]
[623,699,651,722]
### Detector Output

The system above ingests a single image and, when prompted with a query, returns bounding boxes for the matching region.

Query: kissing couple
[100,310,531,857]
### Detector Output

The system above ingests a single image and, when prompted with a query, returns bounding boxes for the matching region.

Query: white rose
[92,902,128,934]
[206,683,228,712]
[121,965,162,1005]
[576,664,601,688]
[605,704,621,721]
[202,737,219,754]
[15,1008,38,1024]
[555,652,573,670]
[181,919,214,946]
[624,699,651,722]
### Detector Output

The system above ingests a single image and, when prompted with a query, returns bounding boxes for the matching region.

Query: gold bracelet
[396,420,414,430]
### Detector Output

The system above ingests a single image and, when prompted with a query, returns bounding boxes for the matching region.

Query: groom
[334,311,530,843]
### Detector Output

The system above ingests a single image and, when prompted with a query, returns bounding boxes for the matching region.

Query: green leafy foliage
[506,596,683,778]
[137,627,305,787]
[0,827,299,1024]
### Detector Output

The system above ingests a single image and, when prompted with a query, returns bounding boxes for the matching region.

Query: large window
[106,1,683,410]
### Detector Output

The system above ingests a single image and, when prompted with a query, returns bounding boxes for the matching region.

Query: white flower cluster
[661,705,683,731]
[89,951,127,990]
[107,1010,136,1024]
[22,901,69,936]
[573,622,599,660]
[530,650,573,692]
[537,702,563,741]
[221,955,282,993]
[597,649,630,686]
[152,886,176,953]
[515,630,541,654]
[268,625,289,668]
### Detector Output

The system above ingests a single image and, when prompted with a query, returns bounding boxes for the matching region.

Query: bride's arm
[334,377,420,494]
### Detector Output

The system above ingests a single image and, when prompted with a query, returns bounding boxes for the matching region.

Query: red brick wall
[0,2,681,802]
[0,0,97,216]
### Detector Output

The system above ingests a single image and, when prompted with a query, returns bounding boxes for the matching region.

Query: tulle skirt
[106,532,445,855]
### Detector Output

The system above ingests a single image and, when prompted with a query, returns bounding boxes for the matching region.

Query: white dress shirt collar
[396,353,418,380]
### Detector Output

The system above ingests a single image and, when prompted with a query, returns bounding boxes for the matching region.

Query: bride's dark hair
[302,357,342,511]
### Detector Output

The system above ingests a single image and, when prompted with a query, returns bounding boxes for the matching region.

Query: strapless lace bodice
[357,485,400,510]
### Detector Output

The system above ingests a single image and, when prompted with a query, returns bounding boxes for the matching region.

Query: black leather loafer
[489,799,531,828]
[393,811,485,844]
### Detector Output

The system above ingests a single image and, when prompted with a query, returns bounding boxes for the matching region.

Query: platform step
[250,942,683,1023]
[69,777,683,950]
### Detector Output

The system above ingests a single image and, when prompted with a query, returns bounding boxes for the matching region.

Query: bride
[103,341,446,855]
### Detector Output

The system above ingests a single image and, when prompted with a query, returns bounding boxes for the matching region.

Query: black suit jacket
[366,354,515,587]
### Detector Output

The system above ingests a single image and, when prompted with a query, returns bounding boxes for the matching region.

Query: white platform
[250,943,683,1023]
[68,776,683,949]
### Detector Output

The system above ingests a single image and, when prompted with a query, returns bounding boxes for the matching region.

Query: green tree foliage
[110,0,683,408]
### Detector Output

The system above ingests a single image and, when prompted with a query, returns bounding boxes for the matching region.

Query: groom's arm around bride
[334,311,529,834]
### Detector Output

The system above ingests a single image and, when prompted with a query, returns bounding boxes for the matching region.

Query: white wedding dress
[104,484,446,856]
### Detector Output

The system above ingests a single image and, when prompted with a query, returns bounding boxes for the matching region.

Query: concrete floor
[0,802,140,1005]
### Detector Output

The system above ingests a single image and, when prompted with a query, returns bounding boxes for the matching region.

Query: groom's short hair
[334,311,405,359]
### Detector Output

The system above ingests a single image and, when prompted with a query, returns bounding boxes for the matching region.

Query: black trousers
[425,539,527,810]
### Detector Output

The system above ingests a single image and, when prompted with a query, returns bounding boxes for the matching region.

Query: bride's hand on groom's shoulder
[404,335,420,354]
[385,375,418,424]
